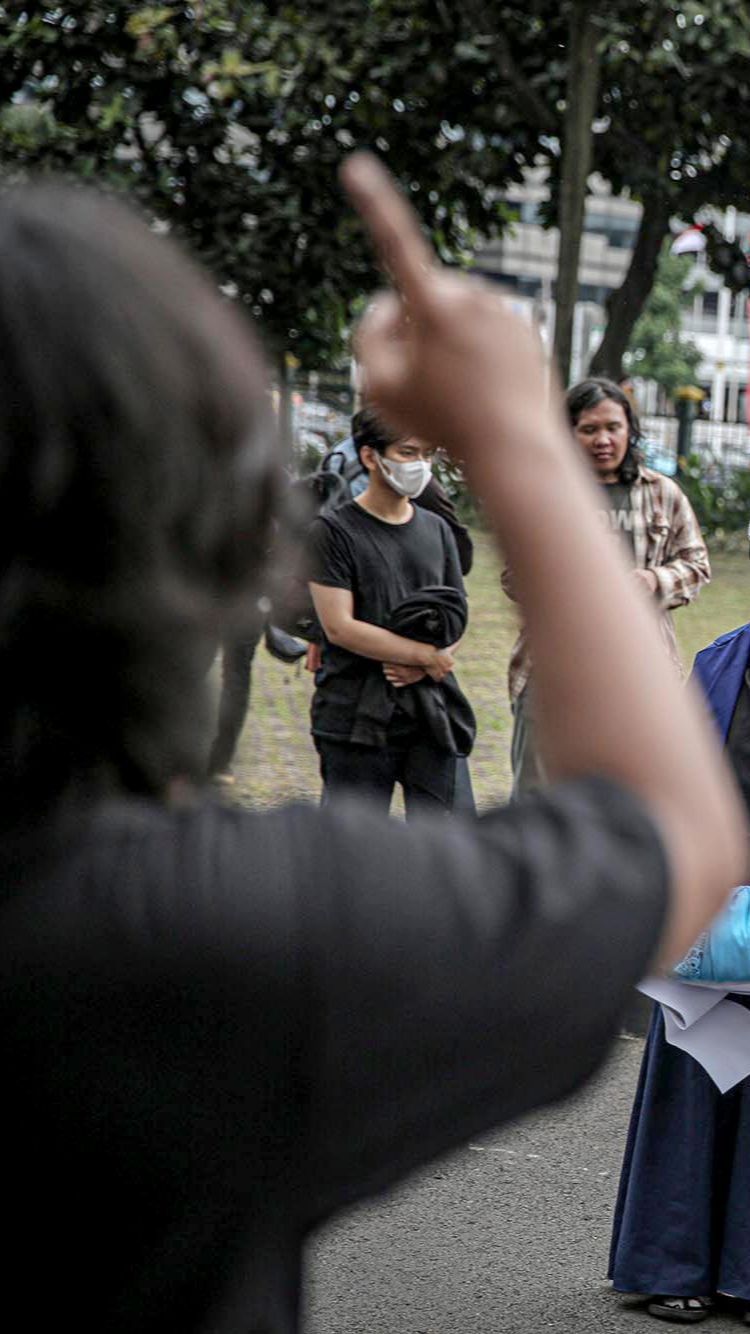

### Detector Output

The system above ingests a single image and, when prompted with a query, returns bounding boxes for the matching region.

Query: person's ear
[359,444,379,473]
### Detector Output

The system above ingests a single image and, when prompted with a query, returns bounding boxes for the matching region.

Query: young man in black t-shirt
[308,408,473,814]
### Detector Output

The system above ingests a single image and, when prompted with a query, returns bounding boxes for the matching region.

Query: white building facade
[476,172,750,429]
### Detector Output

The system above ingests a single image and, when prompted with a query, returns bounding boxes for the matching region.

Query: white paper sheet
[637,976,750,1093]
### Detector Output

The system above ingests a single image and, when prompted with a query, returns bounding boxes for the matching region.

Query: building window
[517,277,541,298]
[520,201,541,225]
[584,213,639,248]
[577,283,609,305]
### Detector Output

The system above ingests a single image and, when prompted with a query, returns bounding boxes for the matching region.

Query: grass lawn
[226,537,750,812]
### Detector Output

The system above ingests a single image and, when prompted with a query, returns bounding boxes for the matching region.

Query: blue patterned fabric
[673,886,750,985]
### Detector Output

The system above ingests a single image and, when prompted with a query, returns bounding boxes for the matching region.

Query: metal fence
[283,384,750,480]
[286,368,353,470]
[641,415,750,474]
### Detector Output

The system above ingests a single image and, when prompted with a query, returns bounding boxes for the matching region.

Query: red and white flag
[671,225,707,255]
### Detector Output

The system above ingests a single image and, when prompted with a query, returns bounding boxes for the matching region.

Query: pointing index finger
[341,152,436,308]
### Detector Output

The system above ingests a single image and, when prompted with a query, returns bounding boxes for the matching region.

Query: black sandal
[647,1296,714,1323]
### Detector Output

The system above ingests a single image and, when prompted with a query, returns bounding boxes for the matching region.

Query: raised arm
[500,563,518,603]
[342,152,745,967]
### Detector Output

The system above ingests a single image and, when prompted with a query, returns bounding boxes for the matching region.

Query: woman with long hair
[505,376,710,795]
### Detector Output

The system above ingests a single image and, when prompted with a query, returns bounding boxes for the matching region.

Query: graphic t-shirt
[599,481,636,559]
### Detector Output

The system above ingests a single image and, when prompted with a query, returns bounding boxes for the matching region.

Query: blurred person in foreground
[505,376,710,795]
[0,158,744,1334]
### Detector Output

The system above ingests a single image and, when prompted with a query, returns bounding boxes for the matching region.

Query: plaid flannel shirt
[504,465,711,703]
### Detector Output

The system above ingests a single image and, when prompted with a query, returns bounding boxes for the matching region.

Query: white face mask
[376,453,432,498]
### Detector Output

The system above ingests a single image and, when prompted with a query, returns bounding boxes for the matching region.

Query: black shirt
[308,500,464,741]
[0,780,668,1333]
[417,475,474,575]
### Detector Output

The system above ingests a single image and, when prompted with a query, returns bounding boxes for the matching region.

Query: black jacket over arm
[350,585,476,755]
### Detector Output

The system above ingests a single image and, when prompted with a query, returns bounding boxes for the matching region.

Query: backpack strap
[320,448,346,474]
[342,452,366,484]
[321,445,365,485]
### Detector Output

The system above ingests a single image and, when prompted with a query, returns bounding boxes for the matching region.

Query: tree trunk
[588,193,672,381]
[553,2,600,385]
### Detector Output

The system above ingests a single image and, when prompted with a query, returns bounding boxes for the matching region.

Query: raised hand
[340,152,557,475]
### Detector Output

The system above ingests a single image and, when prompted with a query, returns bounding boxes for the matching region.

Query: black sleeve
[292,778,669,1223]
[442,521,465,598]
[416,477,474,575]
[307,515,354,590]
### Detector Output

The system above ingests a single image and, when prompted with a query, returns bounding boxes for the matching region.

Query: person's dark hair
[0,182,279,814]
[351,405,404,457]
[566,377,643,485]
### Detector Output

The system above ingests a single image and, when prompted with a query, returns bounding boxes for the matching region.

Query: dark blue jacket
[692,622,750,739]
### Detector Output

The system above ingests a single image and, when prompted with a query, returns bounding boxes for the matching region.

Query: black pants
[207,619,264,775]
[316,737,457,817]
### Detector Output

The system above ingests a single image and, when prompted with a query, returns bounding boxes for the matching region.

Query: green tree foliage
[680,454,750,536]
[0,1,527,369]
[451,1,750,381]
[624,246,701,396]
[585,0,750,376]
[3,2,750,384]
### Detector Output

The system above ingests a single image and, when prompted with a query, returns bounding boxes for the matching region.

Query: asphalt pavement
[304,1035,744,1334]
